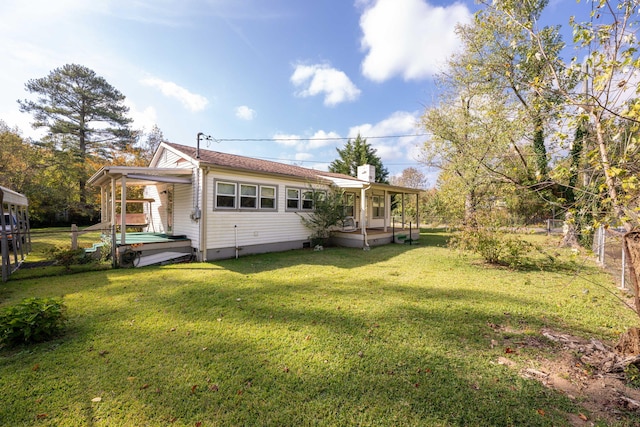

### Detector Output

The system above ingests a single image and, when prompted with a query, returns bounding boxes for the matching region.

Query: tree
[18,64,133,209]
[390,167,427,189]
[329,134,389,183]
[298,186,346,245]
[139,125,165,165]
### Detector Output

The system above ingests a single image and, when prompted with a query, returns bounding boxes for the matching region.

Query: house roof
[163,142,352,181]
[161,142,421,194]
[136,141,421,194]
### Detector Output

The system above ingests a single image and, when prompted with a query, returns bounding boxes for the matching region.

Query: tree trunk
[560,211,580,248]
[464,190,477,228]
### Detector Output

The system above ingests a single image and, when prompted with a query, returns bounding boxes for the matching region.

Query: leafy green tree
[0,122,38,192]
[298,186,346,244]
[18,64,133,208]
[329,134,389,183]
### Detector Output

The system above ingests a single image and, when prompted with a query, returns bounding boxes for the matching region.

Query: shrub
[449,227,534,267]
[52,247,91,270]
[0,297,67,347]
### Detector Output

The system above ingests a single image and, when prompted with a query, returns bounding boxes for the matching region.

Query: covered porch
[326,174,422,249]
[87,166,194,267]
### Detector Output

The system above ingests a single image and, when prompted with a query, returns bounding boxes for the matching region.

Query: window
[260,186,276,209]
[372,194,385,218]
[343,193,355,217]
[287,188,300,210]
[302,190,314,210]
[216,182,236,208]
[240,184,257,209]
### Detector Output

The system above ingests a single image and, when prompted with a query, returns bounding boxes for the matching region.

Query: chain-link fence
[592,226,631,290]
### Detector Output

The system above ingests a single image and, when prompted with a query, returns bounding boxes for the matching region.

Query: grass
[10,227,111,279]
[0,229,637,426]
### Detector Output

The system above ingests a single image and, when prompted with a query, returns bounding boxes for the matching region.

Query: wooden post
[71,224,78,250]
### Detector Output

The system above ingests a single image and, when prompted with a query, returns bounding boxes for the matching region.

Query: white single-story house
[88,142,421,266]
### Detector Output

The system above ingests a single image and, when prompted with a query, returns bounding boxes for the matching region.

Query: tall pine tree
[18,64,133,209]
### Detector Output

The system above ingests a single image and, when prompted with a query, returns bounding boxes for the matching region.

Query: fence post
[71,224,78,250]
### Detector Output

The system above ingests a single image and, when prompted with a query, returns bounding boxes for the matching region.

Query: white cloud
[272,133,302,147]
[273,130,341,151]
[141,77,209,112]
[349,110,423,163]
[359,0,472,82]
[235,105,257,120]
[291,63,361,106]
[125,99,158,133]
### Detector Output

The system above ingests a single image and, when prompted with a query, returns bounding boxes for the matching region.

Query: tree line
[420,0,640,245]
[0,64,389,225]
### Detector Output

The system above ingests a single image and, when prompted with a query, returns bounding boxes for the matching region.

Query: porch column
[383,189,388,232]
[110,178,117,227]
[402,193,406,228]
[101,186,107,223]
[120,175,127,245]
[416,193,420,229]
[360,188,367,234]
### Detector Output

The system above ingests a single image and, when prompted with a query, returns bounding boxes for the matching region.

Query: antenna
[196,132,213,159]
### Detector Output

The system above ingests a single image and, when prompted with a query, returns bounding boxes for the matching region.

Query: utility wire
[210,133,428,143]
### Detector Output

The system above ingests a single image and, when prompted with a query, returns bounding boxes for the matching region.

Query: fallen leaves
[91,397,102,403]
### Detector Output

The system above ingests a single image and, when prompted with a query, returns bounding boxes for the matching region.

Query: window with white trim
[260,186,276,209]
[216,182,236,208]
[215,180,277,211]
[240,184,258,208]
[302,190,314,210]
[344,193,355,217]
[372,194,385,218]
[286,188,300,210]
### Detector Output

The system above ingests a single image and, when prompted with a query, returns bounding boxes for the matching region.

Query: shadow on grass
[0,251,630,426]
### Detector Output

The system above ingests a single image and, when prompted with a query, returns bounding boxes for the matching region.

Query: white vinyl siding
[172,183,199,246]
[205,171,327,250]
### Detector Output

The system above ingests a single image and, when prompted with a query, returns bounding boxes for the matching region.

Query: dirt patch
[495,326,640,425]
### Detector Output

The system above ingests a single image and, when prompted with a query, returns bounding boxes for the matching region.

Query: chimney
[357,164,376,183]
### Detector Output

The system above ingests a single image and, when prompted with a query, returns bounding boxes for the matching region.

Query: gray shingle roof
[164,142,358,182]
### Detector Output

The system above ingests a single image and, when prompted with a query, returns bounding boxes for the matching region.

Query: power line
[210,133,428,143]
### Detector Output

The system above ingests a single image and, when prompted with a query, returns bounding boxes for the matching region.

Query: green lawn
[0,230,637,426]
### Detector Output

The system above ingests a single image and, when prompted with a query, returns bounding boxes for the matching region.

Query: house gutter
[199,167,209,261]
[361,184,372,250]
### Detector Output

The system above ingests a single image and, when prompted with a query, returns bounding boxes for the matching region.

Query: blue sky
[1,0,586,183]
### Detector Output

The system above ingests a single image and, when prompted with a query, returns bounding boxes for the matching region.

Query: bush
[449,227,534,267]
[0,297,67,347]
[52,247,91,270]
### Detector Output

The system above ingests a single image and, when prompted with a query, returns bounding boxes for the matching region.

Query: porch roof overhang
[320,175,421,195]
[88,166,193,187]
